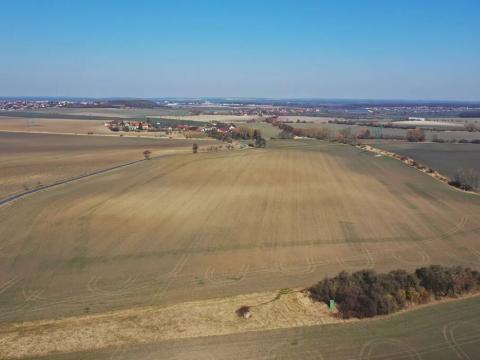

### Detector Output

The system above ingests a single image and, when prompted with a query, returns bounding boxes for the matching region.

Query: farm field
[391,120,465,129]
[237,121,281,139]
[373,142,480,179]
[1,139,480,322]
[0,132,213,198]
[290,122,480,141]
[2,107,189,118]
[276,115,336,123]
[159,114,263,122]
[0,116,188,137]
[0,116,111,135]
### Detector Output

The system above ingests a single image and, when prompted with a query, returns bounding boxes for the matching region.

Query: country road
[0,152,178,207]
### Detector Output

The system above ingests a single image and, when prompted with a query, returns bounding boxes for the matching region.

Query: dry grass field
[1,139,480,358]
[36,294,479,360]
[0,132,214,198]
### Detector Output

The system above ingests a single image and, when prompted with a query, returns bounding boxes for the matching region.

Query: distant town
[2,97,480,118]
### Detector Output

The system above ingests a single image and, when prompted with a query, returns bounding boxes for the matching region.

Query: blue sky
[1,0,479,100]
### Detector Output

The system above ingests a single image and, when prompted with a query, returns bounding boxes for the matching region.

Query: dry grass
[0,289,342,359]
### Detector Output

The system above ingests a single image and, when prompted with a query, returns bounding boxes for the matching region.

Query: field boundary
[0,288,478,359]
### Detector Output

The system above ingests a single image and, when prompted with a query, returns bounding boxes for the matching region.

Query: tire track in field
[442,322,480,360]
[266,339,325,360]
[390,222,431,266]
[0,277,20,295]
[359,338,423,360]
[338,221,375,270]
[204,264,250,286]
[275,257,317,276]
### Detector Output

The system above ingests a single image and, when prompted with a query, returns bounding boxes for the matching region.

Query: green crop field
[373,142,480,179]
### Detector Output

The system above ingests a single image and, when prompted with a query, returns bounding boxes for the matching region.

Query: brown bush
[406,128,425,142]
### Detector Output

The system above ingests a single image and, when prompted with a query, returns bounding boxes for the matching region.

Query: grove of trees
[309,265,480,319]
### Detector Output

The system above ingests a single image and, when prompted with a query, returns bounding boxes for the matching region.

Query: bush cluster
[449,169,479,191]
[309,265,480,319]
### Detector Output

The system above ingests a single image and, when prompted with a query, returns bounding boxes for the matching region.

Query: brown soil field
[1,139,479,327]
[0,132,216,198]
[0,117,110,135]
[0,116,186,138]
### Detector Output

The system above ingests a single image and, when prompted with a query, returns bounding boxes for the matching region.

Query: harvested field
[1,108,188,118]
[373,142,480,179]
[1,139,479,329]
[392,120,465,129]
[0,117,110,135]
[0,117,181,138]
[276,116,335,123]
[158,114,262,122]
[0,132,216,198]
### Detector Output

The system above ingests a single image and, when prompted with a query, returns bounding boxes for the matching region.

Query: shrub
[236,305,251,318]
[143,150,151,160]
[309,265,480,319]
[406,128,425,142]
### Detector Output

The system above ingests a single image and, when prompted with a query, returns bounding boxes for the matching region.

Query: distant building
[408,117,426,121]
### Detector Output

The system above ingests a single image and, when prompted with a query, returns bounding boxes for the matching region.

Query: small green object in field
[329,299,335,311]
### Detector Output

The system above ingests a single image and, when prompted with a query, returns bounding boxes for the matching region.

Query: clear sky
[1,0,479,100]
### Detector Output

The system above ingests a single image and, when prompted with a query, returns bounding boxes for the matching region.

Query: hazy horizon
[1,0,479,101]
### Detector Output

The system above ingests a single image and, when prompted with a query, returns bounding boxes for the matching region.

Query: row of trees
[268,117,426,144]
[309,265,480,319]
[204,126,266,147]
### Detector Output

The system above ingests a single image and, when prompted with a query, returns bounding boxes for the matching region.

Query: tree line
[309,265,480,319]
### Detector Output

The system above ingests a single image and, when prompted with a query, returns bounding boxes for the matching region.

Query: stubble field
[0,132,214,198]
[1,139,480,358]
[1,140,479,321]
